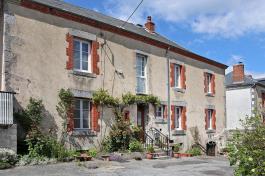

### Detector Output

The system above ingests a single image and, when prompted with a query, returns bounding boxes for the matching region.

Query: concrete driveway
[0,156,234,176]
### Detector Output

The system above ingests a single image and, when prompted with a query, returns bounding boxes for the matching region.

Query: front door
[137,106,146,141]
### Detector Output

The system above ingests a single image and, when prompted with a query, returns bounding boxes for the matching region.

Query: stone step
[153,155,171,160]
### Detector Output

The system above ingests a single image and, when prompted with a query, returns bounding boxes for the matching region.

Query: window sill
[71,129,97,137]
[136,92,148,95]
[154,118,167,124]
[173,87,185,93]
[172,129,186,136]
[206,129,216,134]
[72,70,97,78]
[205,93,214,97]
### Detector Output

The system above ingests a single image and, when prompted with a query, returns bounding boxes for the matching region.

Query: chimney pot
[145,16,155,33]
[233,62,245,83]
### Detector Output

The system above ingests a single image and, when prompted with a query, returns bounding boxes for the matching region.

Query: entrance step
[153,155,171,160]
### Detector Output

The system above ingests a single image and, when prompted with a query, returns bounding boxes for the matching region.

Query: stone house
[0,0,228,154]
[226,62,265,130]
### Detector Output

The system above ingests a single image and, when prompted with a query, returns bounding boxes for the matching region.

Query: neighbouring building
[0,0,228,155]
[226,62,265,130]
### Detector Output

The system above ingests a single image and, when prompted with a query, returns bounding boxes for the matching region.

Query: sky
[64,0,265,78]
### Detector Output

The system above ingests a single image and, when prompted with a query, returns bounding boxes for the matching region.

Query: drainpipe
[0,0,4,91]
[166,47,171,140]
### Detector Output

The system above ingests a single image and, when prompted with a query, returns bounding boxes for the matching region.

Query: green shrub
[227,115,265,176]
[187,147,201,156]
[147,146,155,153]
[129,140,143,152]
[173,143,181,153]
[0,161,12,170]
[0,148,17,166]
[87,148,97,158]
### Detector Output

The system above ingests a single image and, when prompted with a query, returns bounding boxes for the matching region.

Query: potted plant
[146,146,155,159]
[173,143,181,158]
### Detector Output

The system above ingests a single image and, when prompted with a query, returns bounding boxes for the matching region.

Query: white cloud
[104,0,265,37]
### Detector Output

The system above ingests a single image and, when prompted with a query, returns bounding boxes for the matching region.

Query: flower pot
[146,153,153,159]
[180,153,192,157]
[173,153,181,158]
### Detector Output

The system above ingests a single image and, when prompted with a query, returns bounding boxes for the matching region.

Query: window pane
[175,66,180,87]
[83,110,89,128]
[82,43,89,52]
[82,61,88,71]
[75,100,80,109]
[74,51,80,70]
[82,52,88,62]
[74,41,80,51]
[74,110,80,119]
[137,77,146,93]
[83,101,89,110]
[74,119,80,129]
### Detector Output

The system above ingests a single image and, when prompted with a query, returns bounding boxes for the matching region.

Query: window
[174,64,181,88]
[206,73,213,93]
[73,39,91,72]
[136,54,147,94]
[74,99,90,129]
[156,105,166,119]
[207,109,213,130]
[175,107,182,130]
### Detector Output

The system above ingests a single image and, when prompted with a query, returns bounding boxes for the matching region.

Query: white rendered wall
[226,88,252,130]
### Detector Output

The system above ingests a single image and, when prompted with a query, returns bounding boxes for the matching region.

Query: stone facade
[1,0,227,153]
[0,125,17,152]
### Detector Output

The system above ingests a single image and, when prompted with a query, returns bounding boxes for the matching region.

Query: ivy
[93,89,160,107]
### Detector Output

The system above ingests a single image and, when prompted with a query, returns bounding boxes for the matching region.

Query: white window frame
[74,99,90,130]
[206,73,212,93]
[73,39,91,73]
[174,64,181,88]
[207,109,213,130]
[136,54,147,94]
[175,106,182,130]
[156,105,164,119]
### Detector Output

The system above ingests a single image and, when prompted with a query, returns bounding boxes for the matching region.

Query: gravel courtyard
[0,156,234,176]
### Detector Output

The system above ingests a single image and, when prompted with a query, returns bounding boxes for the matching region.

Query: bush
[173,143,181,153]
[0,148,17,165]
[227,115,265,176]
[129,140,143,152]
[26,136,72,162]
[87,148,97,158]
[187,147,201,156]
[147,146,155,153]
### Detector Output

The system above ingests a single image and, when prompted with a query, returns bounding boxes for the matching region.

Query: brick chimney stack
[145,16,155,33]
[233,62,245,83]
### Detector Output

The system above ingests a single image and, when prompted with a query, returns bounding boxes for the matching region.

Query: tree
[227,114,265,176]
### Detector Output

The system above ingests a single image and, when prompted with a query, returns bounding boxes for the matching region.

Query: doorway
[206,141,216,156]
[137,105,147,141]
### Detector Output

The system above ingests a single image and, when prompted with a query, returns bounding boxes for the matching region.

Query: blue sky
[64,0,265,78]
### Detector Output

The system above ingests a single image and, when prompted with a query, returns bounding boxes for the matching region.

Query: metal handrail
[147,127,169,153]
[143,131,154,149]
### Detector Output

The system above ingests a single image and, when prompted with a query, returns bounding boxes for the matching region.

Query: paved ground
[0,156,234,176]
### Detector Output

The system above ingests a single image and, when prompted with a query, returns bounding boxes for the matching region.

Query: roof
[20,0,228,69]
[226,72,265,88]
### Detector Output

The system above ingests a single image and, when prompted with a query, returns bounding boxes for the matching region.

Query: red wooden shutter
[170,63,175,87]
[205,109,208,130]
[182,107,187,130]
[212,109,216,130]
[92,41,100,75]
[171,105,175,129]
[181,65,186,89]
[67,106,74,132]
[66,33,74,70]
[212,74,216,95]
[204,72,208,93]
[91,103,100,132]
[163,105,167,119]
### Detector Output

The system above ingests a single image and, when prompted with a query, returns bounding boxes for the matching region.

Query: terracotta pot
[146,153,153,159]
[173,153,181,158]
[180,153,192,157]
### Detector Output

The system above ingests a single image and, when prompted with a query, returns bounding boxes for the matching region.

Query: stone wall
[0,124,17,152]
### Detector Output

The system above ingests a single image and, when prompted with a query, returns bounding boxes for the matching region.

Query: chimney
[233,62,245,83]
[145,16,155,33]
